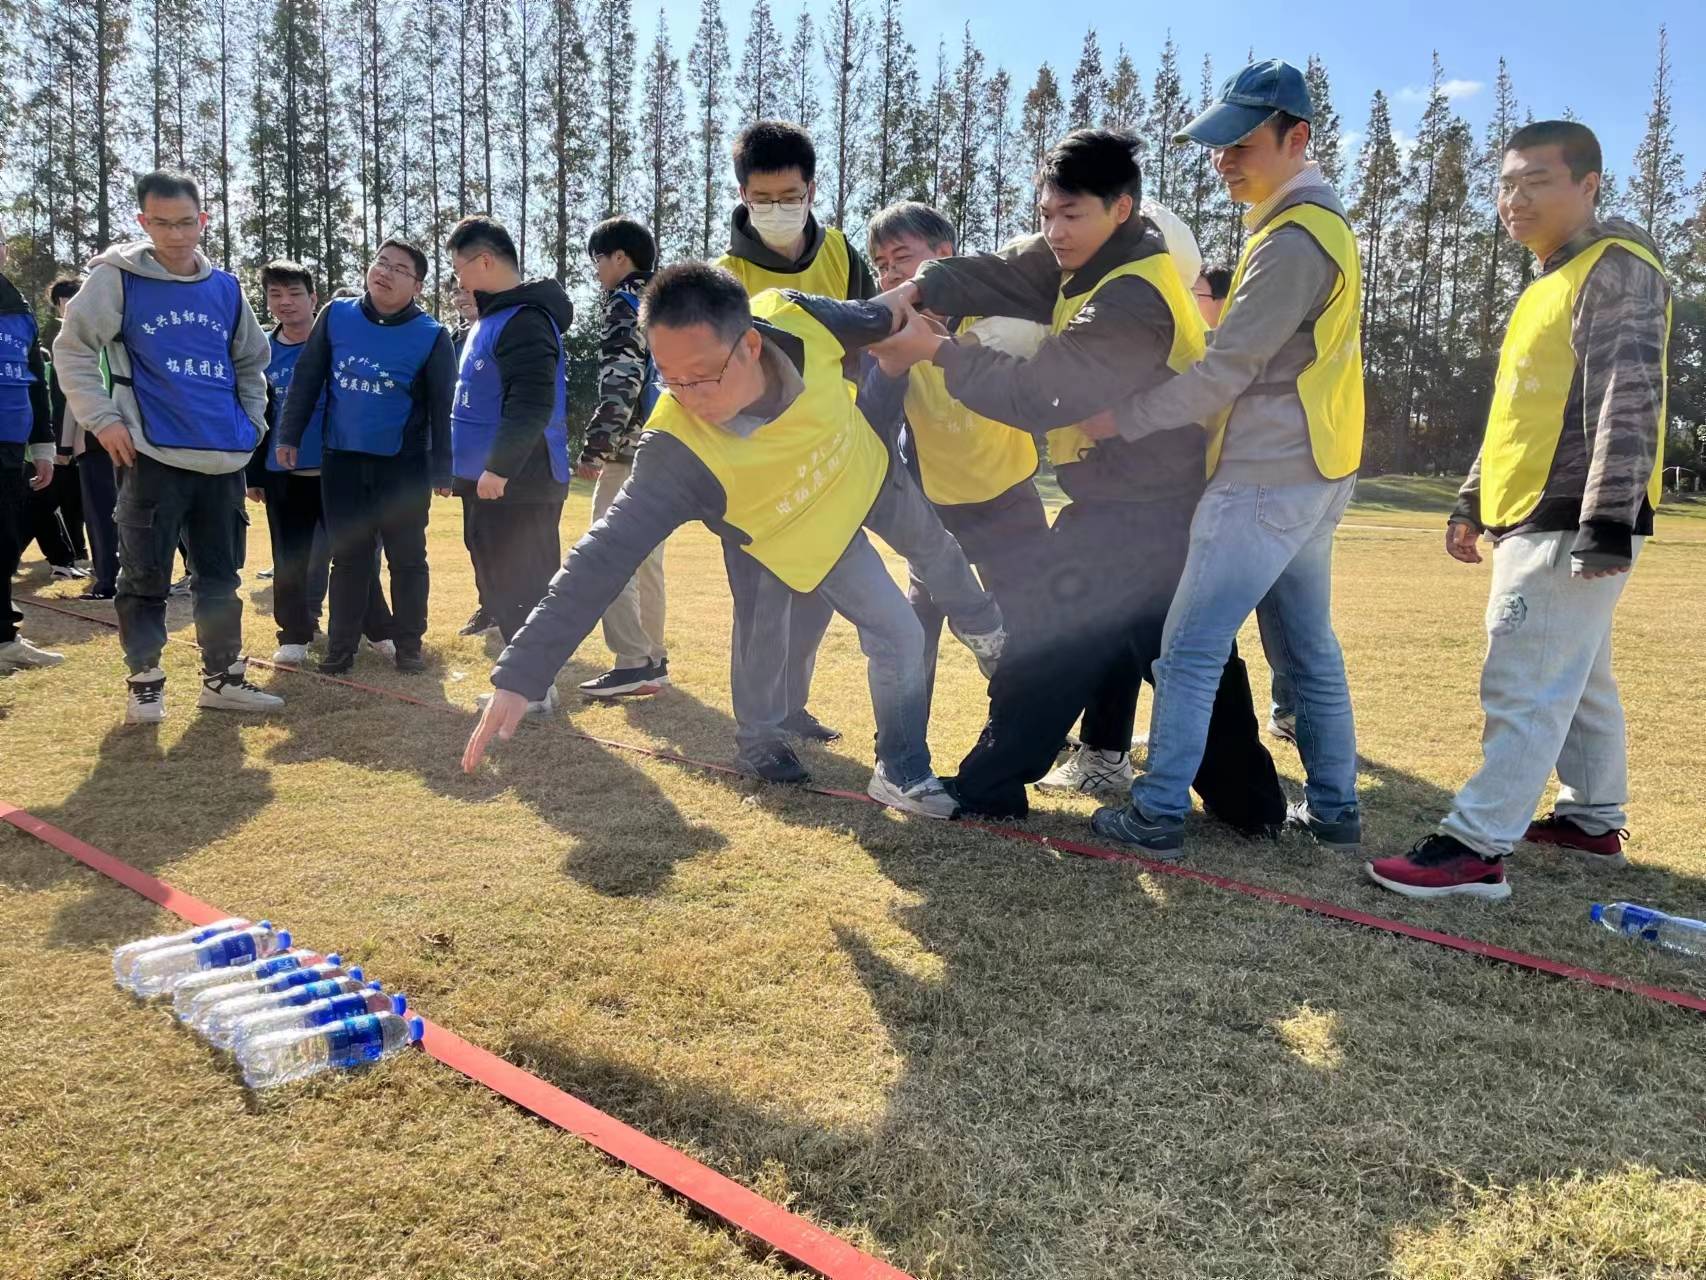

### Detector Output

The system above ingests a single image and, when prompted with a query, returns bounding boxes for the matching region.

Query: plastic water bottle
[177,955,344,1023]
[129,923,289,998]
[1592,903,1706,958]
[113,918,249,987]
[241,1011,425,1089]
[200,973,367,1049]
[232,990,406,1058]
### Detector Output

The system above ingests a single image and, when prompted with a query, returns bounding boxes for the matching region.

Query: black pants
[952,493,1286,833]
[909,478,1050,715]
[263,469,391,646]
[29,460,80,565]
[79,444,120,592]
[114,453,246,674]
[461,496,565,644]
[319,449,429,656]
[0,449,32,642]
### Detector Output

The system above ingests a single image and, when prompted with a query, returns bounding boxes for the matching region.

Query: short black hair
[733,120,816,186]
[446,214,519,268]
[377,236,428,281]
[332,286,362,299]
[867,202,956,256]
[1037,129,1142,207]
[136,169,201,209]
[639,262,752,347]
[1506,119,1603,184]
[587,217,657,272]
[47,275,83,306]
[1268,110,1311,145]
[260,259,315,295]
[1200,267,1232,301]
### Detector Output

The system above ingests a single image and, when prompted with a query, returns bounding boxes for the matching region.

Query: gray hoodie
[52,240,270,476]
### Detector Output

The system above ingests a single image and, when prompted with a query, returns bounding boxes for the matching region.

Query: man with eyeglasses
[276,236,454,675]
[713,119,879,775]
[462,263,999,819]
[53,168,281,722]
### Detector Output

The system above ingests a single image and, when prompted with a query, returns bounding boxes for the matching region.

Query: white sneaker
[126,668,167,724]
[1038,744,1134,795]
[365,637,398,660]
[198,660,285,713]
[951,623,1006,679]
[867,764,959,820]
[270,643,310,665]
[476,684,560,717]
[1267,714,1297,745]
[50,564,89,581]
[0,638,65,670]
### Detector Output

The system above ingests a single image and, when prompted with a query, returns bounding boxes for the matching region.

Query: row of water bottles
[1592,902,1706,957]
[113,917,423,1088]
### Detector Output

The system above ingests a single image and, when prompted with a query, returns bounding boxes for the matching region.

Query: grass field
[3,474,1704,1280]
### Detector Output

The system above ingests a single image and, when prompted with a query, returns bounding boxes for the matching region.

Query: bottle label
[204,932,260,968]
[280,979,346,1008]
[306,993,370,1027]
[325,1015,387,1067]
[262,968,318,994]
[254,955,303,980]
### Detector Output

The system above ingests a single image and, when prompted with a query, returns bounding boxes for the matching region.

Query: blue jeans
[726,544,833,756]
[1134,476,1358,822]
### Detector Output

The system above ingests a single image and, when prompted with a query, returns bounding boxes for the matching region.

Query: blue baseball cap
[1176,59,1314,147]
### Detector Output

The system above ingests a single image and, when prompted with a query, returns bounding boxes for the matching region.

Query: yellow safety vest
[716,227,854,299]
[1046,254,1206,468]
[1209,202,1364,479]
[1480,235,1669,529]
[646,291,887,592]
[903,316,1039,506]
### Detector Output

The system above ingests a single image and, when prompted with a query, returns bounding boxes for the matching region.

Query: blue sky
[642,0,1704,191]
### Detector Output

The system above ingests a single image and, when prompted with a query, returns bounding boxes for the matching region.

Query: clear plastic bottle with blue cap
[241,1010,425,1089]
[177,954,343,1023]
[232,988,406,1058]
[113,917,250,988]
[199,972,367,1048]
[1592,903,1706,958]
[128,923,289,998]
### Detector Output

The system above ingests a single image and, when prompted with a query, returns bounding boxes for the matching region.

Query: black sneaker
[737,742,810,784]
[781,708,841,742]
[169,575,192,596]
[578,665,662,698]
[394,647,427,673]
[317,650,356,674]
[458,607,496,637]
[83,584,117,600]
[940,775,1029,821]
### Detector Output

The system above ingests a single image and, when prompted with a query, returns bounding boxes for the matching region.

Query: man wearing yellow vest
[714,120,879,762]
[871,130,1285,830]
[1056,62,1362,859]
[860,201,1048,712]
[462,263,994,819]
[1368,121,1669,901]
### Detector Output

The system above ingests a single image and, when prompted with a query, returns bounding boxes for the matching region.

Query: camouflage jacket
[1455,218,1668,568]
[582,269,653,465]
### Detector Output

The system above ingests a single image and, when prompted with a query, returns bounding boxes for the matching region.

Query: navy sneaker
[317,650,356,675]
[1285,800,1362,852]
[737,742,810,784]
[1089,803,1187,858]
[578,665,662,698]
[781,708,841,742]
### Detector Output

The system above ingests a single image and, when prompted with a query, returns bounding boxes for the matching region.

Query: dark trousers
[114,453,245,674]
[263,469,390,646]
[29,461,80,565]
[319,449,429,656]
[79,444,120,591]
[461,496,564,644]
[1,451,31,642]
[909,478,1050,715]
[953,493,1286,833]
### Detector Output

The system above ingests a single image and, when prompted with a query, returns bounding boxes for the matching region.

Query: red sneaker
[1366,835,1512,901]
[1523,812,1628,867]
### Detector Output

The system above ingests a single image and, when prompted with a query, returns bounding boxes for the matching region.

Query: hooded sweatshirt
[51,240,270,476]
[452,277,575,504]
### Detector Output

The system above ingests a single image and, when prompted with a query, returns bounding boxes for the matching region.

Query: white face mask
[747,201,809,252]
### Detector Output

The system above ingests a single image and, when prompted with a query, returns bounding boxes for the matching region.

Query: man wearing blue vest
[444,214,575,703]
[579,216,669,699]
[0,265,64,673]
[276,237,455,675]
[53,169,280,722]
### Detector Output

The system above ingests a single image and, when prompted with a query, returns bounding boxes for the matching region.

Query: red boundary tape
[17,592,1706,1020]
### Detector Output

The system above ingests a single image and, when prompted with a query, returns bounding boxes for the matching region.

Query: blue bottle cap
[1589,903,1605,923]
[366,980,383,991]
[326,953,342,967]
[348,967,364,982]
[407,1016,424,1043]
[391,994,408,1016]
[275,930,292,950]
[259,920,272,929]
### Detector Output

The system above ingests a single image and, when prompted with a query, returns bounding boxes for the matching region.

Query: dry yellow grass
[3,476,1704,1280]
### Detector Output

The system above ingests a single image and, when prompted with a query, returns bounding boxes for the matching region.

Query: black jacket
[451,278,575,504]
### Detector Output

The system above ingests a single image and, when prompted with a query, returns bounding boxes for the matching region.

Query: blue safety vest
[120,271,256,452]
[266,333,325,471]
[614,287,662,429]
[321,298,442,456]
[450,305,569,484]
[0,311,37,444]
